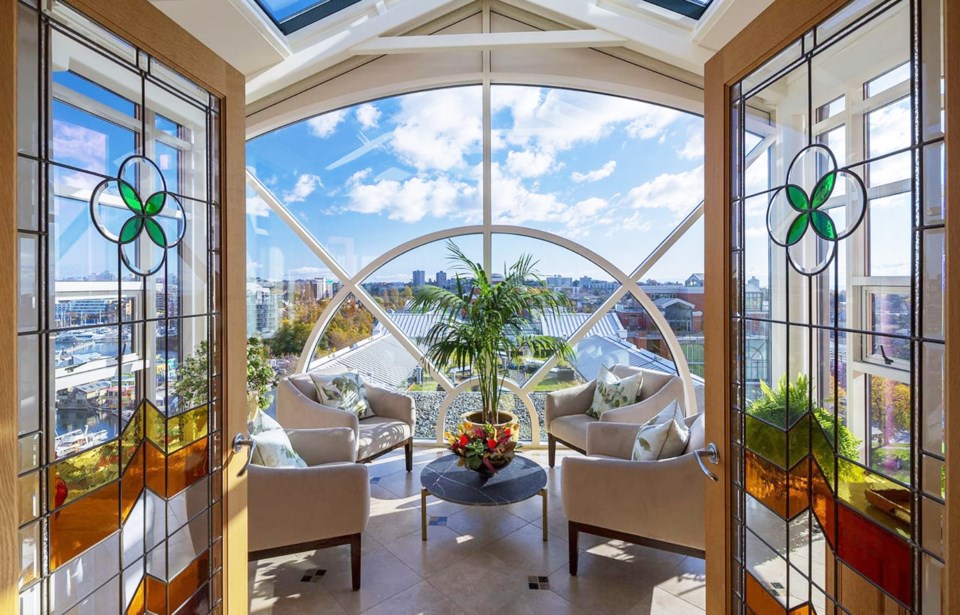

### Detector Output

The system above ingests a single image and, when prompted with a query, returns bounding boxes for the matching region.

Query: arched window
[246,85,706,443]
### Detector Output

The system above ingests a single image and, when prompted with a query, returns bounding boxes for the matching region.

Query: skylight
[643,0,714,20]
[255,0,364,34]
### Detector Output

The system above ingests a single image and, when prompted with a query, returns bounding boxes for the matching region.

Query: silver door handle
[232,433,256,478]
[694,443,720,482]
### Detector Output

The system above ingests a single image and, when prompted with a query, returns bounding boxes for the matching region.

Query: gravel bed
[410,391,547,443]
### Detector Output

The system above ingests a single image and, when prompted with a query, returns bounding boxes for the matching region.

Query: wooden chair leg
[404,438,413,472]
[350,533,362,591]
[548,434,556,468]
[568,522,578,575]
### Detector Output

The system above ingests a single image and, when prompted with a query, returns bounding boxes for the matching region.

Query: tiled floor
[249,447,706,615]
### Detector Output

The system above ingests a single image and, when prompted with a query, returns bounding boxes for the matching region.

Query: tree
[869,377,910,446]
[267,319,312,357]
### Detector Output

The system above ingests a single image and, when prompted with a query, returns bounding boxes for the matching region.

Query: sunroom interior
[7,0,956,613]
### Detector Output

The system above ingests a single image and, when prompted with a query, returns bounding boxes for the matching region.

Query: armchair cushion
[249,413,307,468]
[357,417,412,462]
[586,365,643,419]
[310,372,373,419]
[631,400,689,461]
[550,414,595,451]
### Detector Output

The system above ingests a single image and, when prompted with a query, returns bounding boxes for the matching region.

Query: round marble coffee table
[420,454,548,542]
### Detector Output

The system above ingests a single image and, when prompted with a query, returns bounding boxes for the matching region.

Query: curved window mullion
[349,282,456,392]
[297,285,353,373]
[520,286,629,394]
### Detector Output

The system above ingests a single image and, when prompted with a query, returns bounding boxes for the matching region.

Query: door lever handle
[232,433,256,478]
[694,442,720,482]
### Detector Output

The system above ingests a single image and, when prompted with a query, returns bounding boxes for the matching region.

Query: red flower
[503,428,512,437]
[459,434,469,447]
[54,477,68,509]
[487,438,497,450]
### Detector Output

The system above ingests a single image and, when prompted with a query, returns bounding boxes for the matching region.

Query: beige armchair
[561,414,707,575]
[545,365,686,467]
[278,373,416,470]
[248,427,370,590]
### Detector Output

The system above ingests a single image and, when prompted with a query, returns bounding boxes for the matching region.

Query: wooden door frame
[703,0,960,612]
[0,1,248,613]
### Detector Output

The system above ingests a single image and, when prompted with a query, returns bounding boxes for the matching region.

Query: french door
[705,0,958,613]
[3,0,248,613]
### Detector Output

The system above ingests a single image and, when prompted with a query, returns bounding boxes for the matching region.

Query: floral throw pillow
[248,411,307,468]
[631,400,690,461]
[310,372,374,419]
[586,366,644,419]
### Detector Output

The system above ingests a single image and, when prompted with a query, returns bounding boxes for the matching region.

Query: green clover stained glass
[89,155,186,277]
[766,144,868,275]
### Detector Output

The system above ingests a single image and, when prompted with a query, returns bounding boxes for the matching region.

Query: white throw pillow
[586,365,643,419]
[310,372,373,419]
[631,400,690,461]
[248,411,307,468]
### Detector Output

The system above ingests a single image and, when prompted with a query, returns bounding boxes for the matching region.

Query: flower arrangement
[446,422,520,476]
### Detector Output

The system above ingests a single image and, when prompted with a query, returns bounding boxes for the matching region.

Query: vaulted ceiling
[150,0,771,108]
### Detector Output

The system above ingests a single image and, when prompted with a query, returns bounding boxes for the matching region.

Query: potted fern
[413,241,573,473]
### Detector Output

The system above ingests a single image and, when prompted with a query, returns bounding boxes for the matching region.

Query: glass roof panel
[642,0,714,20]
[255,0,364,34]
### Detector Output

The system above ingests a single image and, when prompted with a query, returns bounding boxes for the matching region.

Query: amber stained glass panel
[49,481,120,569]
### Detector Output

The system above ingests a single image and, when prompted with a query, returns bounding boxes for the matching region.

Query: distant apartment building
[247,283,282,338]
[413,270,426,287]
[435,270,447,287]
[546,275,574,288]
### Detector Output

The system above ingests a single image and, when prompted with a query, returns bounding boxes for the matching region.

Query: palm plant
[411,240,574,425]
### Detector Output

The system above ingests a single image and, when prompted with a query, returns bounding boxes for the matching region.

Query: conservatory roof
[149,0,772,107]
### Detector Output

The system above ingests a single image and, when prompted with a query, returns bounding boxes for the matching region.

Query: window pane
[868,192,911,277]
[490,85,704,272]
[246,87,482,276]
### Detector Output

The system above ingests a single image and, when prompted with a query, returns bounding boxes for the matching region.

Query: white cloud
[246,193,271,217]
[745,226,766,238]
[345,169,478,223]
[52,120,108,173]
[626,110,683,140]
[492,86,682,153]
[306,109,348,138]
[571,160,616,183]
[575,197,607,216]
[505,149,555,178]
[622,165,704,219]
[356,103,381,129]
[676,126,704,160]
[390,88,482,172]
[282,174,323,204]
[289,266,330,277]
[491,164,569,225]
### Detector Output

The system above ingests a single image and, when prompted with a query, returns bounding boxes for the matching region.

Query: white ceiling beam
[504,0,711,74]
[692,0,774,51]
[352,29,627,54]
[246,0,474,102]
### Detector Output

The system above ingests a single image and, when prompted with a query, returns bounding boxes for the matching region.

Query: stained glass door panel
[17,2,223,613]
[729,0,945,613]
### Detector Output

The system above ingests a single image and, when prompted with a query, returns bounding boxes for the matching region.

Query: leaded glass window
[729,0,946,612]
[17,2,223,613]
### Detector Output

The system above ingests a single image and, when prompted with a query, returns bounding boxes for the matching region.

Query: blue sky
[246,86,707,284]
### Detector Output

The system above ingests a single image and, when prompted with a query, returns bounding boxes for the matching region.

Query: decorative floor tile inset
[300,569,327,583]
[527,575,550,590]
[428,516,447,527]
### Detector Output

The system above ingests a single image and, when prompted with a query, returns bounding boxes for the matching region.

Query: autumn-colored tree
[869,377,910,446]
